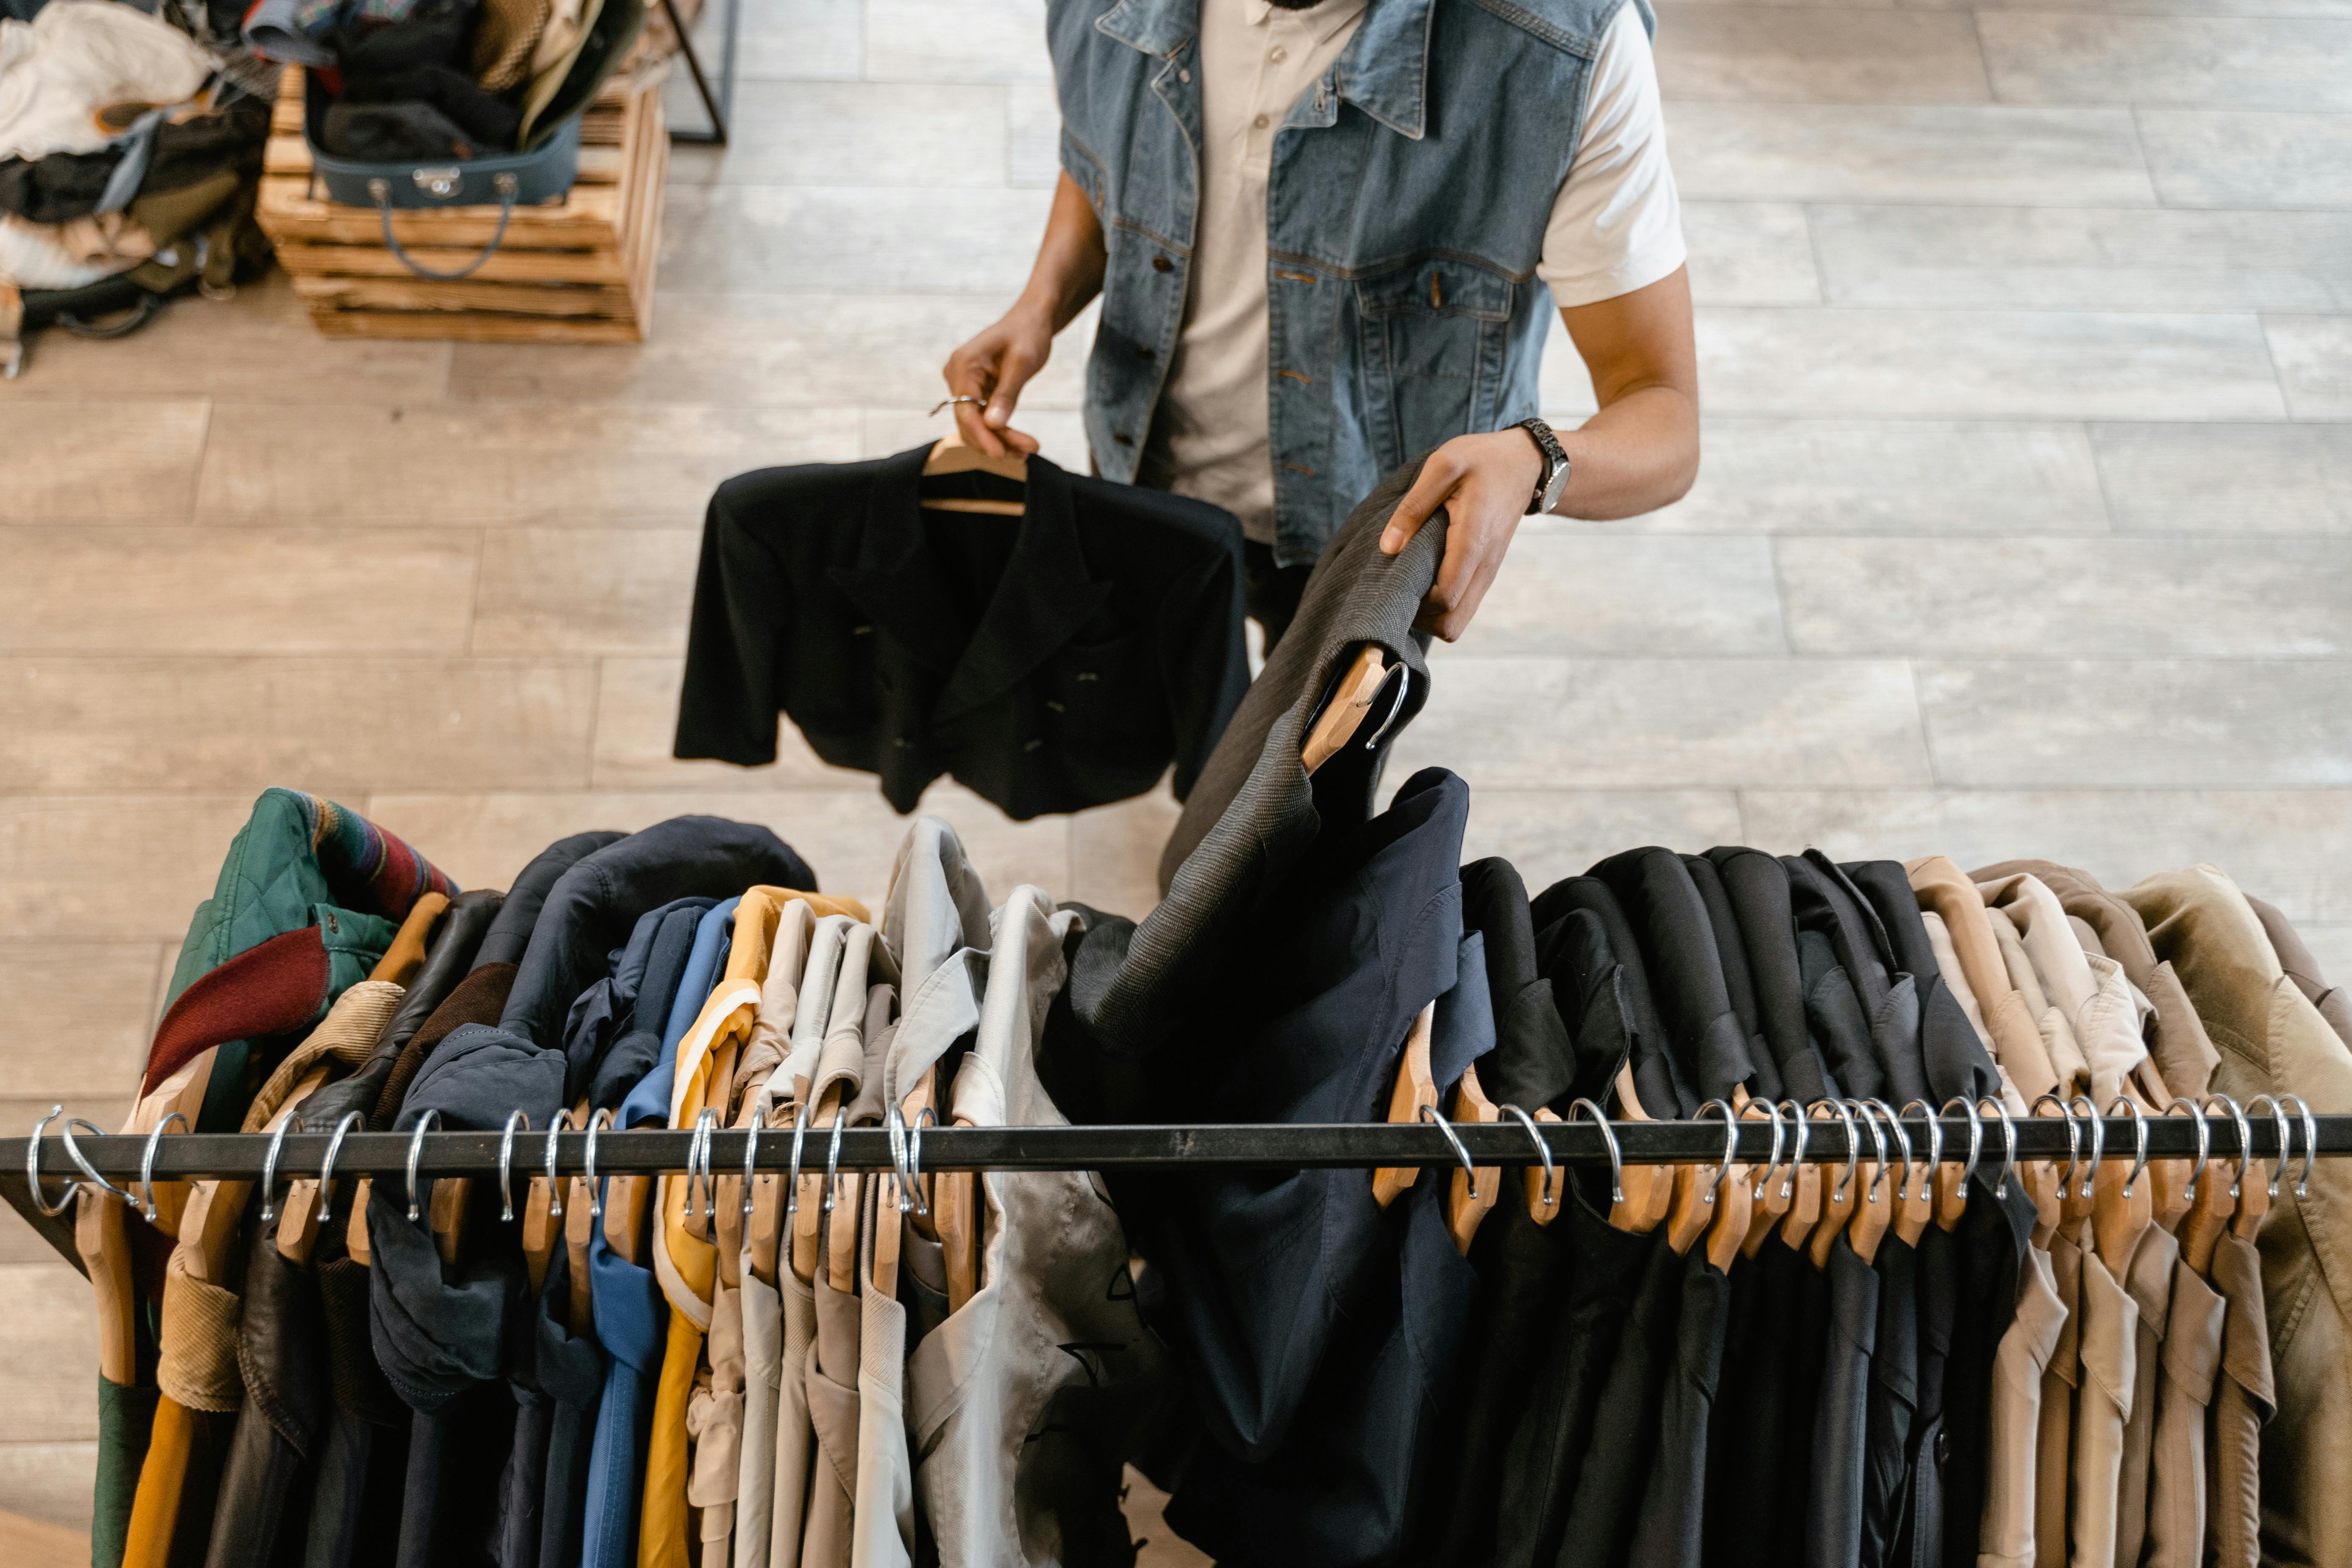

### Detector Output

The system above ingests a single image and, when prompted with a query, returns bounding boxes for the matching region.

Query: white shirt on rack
[1141,0,1687,544]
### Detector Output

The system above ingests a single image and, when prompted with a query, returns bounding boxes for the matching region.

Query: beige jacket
[1908,856,2056,1107]
[1980,1244,2068,1568]
[2209,1232,2275,1568]
[2123,865,2352,1568]
[2114,1223,2177,1568]
[2142,1254,2224,1568]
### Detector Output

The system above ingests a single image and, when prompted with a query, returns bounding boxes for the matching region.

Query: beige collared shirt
[2208,1232,2274,1568]
[2114,1222,2177,1568]
[2068,1248,2137,1568]
[2035,1228,2084,1568]
[1909,856,2058,1105]
[2143,1252,2224,1568]
[1980,1244,2068,1568]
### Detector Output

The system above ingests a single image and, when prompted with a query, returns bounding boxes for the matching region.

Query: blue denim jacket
[1049,0,1649,564]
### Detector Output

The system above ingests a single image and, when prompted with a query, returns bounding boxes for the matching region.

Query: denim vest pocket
[1353,257,1515,470]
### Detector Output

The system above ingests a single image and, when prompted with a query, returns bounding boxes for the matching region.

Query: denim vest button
[1152,255,1173,273]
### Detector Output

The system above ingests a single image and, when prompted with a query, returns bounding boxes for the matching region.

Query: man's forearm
[1016,172,1111,333]
[1552,382,1701,520]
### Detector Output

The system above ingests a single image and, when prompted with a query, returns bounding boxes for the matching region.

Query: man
[944,0,1700,648]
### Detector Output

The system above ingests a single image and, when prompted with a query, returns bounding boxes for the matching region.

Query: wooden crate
[256,66,667,343]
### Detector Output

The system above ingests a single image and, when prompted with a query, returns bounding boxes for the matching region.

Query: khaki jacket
[2123,865,2351,1568]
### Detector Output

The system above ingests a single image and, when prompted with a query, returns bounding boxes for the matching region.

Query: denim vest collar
[1093,0,1434,139]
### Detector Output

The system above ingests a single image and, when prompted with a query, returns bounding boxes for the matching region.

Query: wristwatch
[1515,417,1571,515]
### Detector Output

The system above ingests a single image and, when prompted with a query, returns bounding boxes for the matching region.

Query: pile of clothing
[0,0,271,367]
[245,0,645,162]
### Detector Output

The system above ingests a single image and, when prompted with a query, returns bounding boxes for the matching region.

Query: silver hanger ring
[584,1107,617,1221]
[2032,1093,2082,1199]
[2163,1098,2210,1202]
[823,1111,848,1214]
[498,1111,530,1223]
[1943,1095,1984,1201]
[2245,1094,2290,1202]
[1419,1102,1478,1201]
[26,1106,78,1217]
[1823,1100,1860,1205]
[690,1107,721,1220]
[2069,1095,2105,1201]
[1498,1105,1556,1208]
[543,1108,576,1219]
[1696,1099,1738,1207]
[1569,1098,1621,1205]
[740,1089,771,1223]
[405,1109,442,1222]
[261,1114,304,1224]
[906,1106,937,1219]
[1900,1100,1942,1198]
[2105,1096,2148,1199]
[59,1118,138,1205]
[317,1111,365,1226]
[138,1111,190,1222]
[1977,1096,2017,1201]
[783,1097,813,1233]
[1779,1101,1810,1202]
[2280,1093,2317,1200]
[2205,1094,2252,1199]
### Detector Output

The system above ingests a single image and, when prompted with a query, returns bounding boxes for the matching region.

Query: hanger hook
[137,1112,190,1223]
[1568,1098,1622,1205]
[1897,1101,1940,1201]
[2244,1095,2290,1202]
[2163,1098,2210,1203]
[1498,1105,1557,1209]
[2105,1097,2149,1199]
[584,1108,617,1221]
[2032,1094,2082,1199]
[260,1115,304,1224]
[906,1106,937,1218]
[1943,1096,1984,1204]
[1823,1100,1860,1205]
[1976,1097,2017,1201]
[543,1108,576,1219]
[495,1111,530,1223]
[404,1109,443,1222]
[1874,1101,1914,1201]
[823,1112,848,1214]
[317,1111,365,1226]
[1362,665,1412,754]
[1418,1103,1478,1201]
[1850,1101,1890,1204]
[2068,1095,2105,1200]
[1746,1102,1788,1204]
[2205,1094,2252,1200]
[1778,1101,1811,1202]
[690,1108,721,1220]
[1695,1100,1738,1207]
[25,1106,78,1218]
[58,1118,136,1207]
[740,1090,771,1223]
[2279,1093,2317,1200]
[784,1098,814,1234]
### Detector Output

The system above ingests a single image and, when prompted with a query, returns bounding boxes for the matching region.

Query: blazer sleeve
[1157,536,1251,802]
[674,478,792,767]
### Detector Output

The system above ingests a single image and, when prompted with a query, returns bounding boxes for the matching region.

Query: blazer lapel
[826,447,971,678]
[932,457,1114,723]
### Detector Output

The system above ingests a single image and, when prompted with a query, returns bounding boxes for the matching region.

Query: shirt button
[1253,113,1271,129]
[1269,45,1286,62]
[1179,68,1190,83]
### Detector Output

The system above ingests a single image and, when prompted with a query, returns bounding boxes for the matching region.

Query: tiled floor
[4,0,2350,1537]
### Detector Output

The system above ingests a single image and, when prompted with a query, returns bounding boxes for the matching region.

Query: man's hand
[942,306,1056,459]
[1378,429,1545,642]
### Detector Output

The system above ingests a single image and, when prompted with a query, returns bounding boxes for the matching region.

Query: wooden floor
[3,0,2350,1537]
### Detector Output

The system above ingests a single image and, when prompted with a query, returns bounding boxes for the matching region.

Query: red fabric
[141,930,330,1096]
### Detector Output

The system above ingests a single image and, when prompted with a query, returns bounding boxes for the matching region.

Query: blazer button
[1135,345,1153,361]
[1113,431,1133,446]
[1152,255,1173,273]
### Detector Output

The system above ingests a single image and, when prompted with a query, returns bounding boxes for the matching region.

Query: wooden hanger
[1777,1105,1829,1254]
[1444,1069,1501,1254]
[2230,1096,2277,1244]
[1933,1098,1981,1233]
[522,1107,579,1298]
[1840,1104,1893,1268]
[2092,1097,2153,1271]
[2180,1097,2243,1276]
[1371,1003,1439,1210]
[1303,646,1392,777]
[1890,1104,1934,1248]
[1804,1103,1862,1269]
[1741,1101,1799,1259]
[1608,1064,1674,1233]
[920,432,1026,516]
[790,1091,839,1286]
[827,1172,862,1296]
[77,1190,137,1385]
[2151,1099,2204,1234]
[2021,1096,2070,1247]
[1498,1104,1564,1225]
[749,1097,795,1287]
[1667,1101,1740,1259]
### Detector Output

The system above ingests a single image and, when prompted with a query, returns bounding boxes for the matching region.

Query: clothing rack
[11,1112,2348,1275]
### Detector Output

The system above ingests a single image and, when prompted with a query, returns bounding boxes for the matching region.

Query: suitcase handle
[368,171,520,281]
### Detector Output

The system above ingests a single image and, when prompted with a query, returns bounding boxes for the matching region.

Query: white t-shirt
[1142,0,1686,544]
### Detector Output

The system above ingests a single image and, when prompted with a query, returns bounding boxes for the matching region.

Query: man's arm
[1378,265,1701,641]
[941,171,1109,458]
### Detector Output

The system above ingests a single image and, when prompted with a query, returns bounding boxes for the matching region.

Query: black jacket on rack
[674,446,1251,821]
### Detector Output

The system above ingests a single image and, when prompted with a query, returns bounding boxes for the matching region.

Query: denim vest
[1049,0,1646,564]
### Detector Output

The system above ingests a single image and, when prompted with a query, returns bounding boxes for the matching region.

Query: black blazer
[676,447,1250,820]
